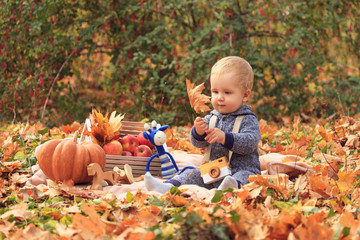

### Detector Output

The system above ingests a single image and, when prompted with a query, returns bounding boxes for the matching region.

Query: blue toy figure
[143,120,194,180]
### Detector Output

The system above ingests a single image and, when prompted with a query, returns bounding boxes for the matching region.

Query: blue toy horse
[143,120,194,180]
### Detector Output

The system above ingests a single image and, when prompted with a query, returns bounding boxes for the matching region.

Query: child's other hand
[194,117,207,136]
[205,128,225,145]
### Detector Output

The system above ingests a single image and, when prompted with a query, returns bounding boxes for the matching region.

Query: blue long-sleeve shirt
[190,105,261,175]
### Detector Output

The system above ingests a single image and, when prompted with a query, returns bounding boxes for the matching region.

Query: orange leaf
[128,231,155,240]
[171,195,188,207]
[293,212,333,239]
[248,174,288,191]
[47,211,63,221]
[269,210,302,239]
[308,173,332,198]
[72,213,105,236]
[317,126,334,142]
[149,205,161,215]
[290,134,312,149]
[0,161,20,173]
[135,210,156,222]
[340,211,360,236]
[81,203,107,230]
[337,171,356,193]
[186,78,211,113]
[2,141,16,161]
[61,121,80,134]
[61,125,73,134]
[235,189,249,202]
[259,119,278,135]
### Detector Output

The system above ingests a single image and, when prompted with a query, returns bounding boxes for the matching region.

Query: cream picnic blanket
[27,153,313,199]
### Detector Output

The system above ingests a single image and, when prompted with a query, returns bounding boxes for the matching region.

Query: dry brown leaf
[2,137,17,161]
[186,78,211,113]
[11,223,54,239]
[345,135,360,149]
[0,208,33,220]
[81,203,108,230]
[55,223,79,239]
[3,111,360,239]
[0,161,20,173]
[350,121,360,131]
[0,221,15,239]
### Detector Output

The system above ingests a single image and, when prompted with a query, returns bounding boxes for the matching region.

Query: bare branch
[41,51,75,119]
[248,31,285,39]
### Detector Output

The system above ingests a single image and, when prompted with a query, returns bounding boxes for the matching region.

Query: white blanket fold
[27,153,313,199]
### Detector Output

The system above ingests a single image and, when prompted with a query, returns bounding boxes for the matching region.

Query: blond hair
[210,56,254,90]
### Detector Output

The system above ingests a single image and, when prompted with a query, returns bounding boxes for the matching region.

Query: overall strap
[202,115,245,163]
[228,115,244,162]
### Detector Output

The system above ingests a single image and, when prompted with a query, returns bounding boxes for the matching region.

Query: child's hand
[205,128,225,145]
[194,117,207,136]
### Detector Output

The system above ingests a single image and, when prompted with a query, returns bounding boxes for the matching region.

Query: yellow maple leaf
[89,109,125,146]
[186,78,211,113]
[109,111,125,132]
[90,109,105,129]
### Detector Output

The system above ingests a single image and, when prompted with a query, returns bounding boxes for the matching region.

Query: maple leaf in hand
[186,78,211,114]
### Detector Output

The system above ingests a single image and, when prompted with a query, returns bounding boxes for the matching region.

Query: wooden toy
[87,163,116,190]
[200,157,231,184]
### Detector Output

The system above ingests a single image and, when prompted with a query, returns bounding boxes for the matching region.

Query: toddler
[145,56,261,193]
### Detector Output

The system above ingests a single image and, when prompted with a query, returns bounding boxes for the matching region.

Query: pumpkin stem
[73,131,79,143]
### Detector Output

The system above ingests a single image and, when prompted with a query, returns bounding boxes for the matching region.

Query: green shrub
[1,0,359,126]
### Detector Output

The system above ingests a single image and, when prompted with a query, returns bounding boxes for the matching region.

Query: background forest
[1,0,359,126]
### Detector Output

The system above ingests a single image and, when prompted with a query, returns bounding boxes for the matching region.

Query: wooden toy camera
[200,157,231,184]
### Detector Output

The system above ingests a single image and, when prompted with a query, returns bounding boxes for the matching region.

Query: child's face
[210,72,250,114]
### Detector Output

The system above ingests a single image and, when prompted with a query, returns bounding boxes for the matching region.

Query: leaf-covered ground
[0,114,360,239]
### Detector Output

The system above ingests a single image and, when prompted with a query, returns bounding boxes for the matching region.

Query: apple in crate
[102,140,123,155]
[134,145,152,157]
[122,151,132,156]
[120,134,139,153]
[137,132,155,149]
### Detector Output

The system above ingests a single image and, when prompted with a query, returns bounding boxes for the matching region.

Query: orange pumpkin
[37,133,106,184]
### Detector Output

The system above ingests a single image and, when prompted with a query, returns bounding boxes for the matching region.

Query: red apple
[102,141,123,155]
[121,151,133,156]
[134,145,153,157]
[120,134,139,153]
[137,132,155,149]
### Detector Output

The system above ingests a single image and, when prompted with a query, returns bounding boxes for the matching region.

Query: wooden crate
[104,121,162,178]
[105,155,161,177]
[119,121,145,137]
